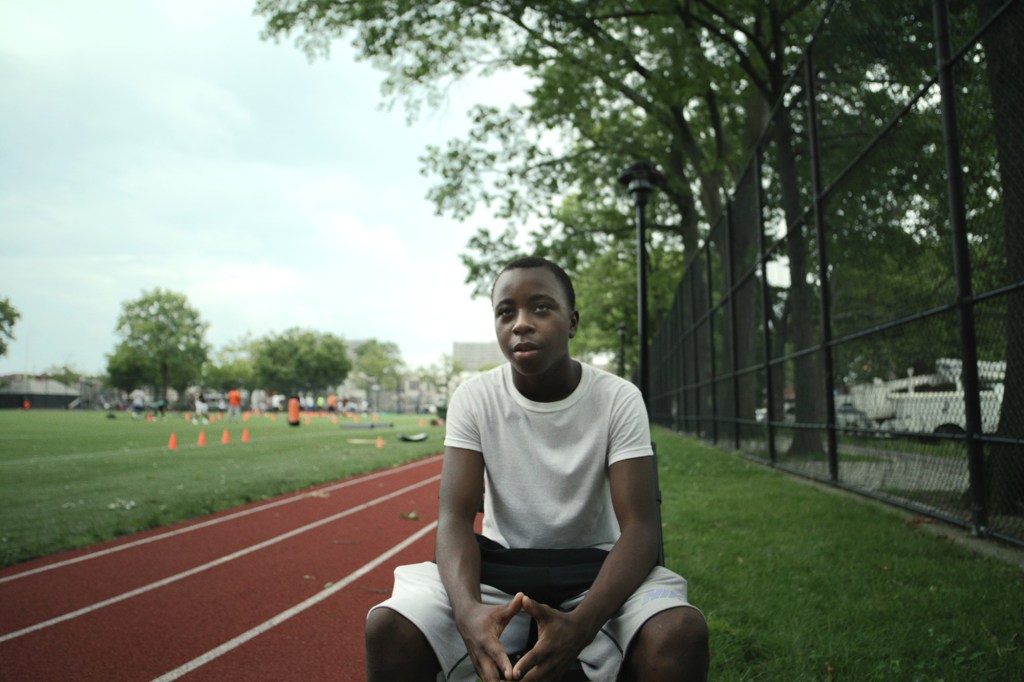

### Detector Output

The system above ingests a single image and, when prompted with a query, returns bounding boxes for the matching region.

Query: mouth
[511,342,540,359]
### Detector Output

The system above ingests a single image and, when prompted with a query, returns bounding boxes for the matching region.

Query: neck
[512,359,582,402]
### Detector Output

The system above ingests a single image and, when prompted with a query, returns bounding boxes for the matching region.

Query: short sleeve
[443,381,482,452]
[607,386,653,465]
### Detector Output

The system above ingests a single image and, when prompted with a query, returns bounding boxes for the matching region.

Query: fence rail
[650,0,1024,547]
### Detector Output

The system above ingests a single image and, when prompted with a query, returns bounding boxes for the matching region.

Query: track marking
[0,475,441,643]
[0,455,441,585]
[151,520,438,681]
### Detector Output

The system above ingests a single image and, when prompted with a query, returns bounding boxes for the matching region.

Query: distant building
[452,341,506,372]
[0,374,79,409]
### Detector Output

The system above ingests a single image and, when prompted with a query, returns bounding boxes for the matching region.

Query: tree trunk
[773,109,827,456]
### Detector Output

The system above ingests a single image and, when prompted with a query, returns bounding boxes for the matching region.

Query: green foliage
[416,353,463,404]
[351,339,404,395]
[252,328,351,393]
[0,296,20,358]
[203,335,258,391]
[255,0,824,363]
[107,289,209,399]
[42,364,86,387]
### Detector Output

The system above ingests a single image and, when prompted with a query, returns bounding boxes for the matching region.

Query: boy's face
[492,266,579,378]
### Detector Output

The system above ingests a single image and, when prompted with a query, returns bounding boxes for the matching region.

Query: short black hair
[492,256,576,310]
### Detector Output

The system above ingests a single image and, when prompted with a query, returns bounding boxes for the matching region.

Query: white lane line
[0,455,442,585]
[0,475,441,644]
[151,520,439,682]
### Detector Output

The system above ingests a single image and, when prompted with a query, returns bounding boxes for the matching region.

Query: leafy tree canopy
[0,297,20,358]
[204,335,258,391]
[253,328,351,393]
[351,339,404,390]
[108,289,209,400]
[256,0,824,367]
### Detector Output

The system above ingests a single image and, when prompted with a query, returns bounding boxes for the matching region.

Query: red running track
[0,455,444,681]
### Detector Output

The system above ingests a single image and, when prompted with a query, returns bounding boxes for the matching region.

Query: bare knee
[622,606,709,682]
[366,607,440,682]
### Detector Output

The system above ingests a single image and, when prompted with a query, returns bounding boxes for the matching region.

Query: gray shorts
[368,561,698,681]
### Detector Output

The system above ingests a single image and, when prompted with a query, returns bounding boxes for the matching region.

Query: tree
[105,345,150,394]
[351,340,404,411]
[108,289,209,401]
[0,297,20,358]
[252,328,351,394]
[204,336,258,391]
[43,364,85,388]
[417,353,464,406]
[256,0,824,431]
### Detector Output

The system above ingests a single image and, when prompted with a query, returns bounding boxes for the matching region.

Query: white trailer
[847,358,1005,435]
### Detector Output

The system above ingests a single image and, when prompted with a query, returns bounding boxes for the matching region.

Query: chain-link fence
[650,0,1024,547]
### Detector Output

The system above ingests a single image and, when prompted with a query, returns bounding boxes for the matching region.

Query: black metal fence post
[620,162,664,410]
[805,44,839,482]
[726,201,742,450]
[932,0,988,534]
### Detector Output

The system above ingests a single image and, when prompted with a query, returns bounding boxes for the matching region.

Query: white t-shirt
[444,362,652,551]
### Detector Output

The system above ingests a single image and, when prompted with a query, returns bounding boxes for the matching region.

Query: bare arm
[513,455,661,679]
[436,445,524,682]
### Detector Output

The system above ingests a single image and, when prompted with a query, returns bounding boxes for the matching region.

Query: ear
[568,310,580,339]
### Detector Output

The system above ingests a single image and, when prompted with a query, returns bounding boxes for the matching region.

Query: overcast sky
[0,0,530,376]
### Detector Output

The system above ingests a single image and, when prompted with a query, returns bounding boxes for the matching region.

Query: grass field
[2,410,1022,680]
[0,408,440,567]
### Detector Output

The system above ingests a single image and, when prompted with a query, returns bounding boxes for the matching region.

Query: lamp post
[617,323,626,378]
[619,161,663,409]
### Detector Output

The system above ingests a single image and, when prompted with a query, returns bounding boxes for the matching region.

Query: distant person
[227,388,242,422]
[193,392,210,425]
[365,256,709,681]
[150,398,167,420]
[129,389,146,420]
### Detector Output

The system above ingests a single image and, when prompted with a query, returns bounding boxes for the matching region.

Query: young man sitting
[366,256,709,681]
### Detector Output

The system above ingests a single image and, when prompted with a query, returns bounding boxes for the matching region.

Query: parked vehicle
[848,358,1005,435]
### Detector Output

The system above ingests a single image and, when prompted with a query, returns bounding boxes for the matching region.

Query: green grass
[0,409,441,566]
[2,411,1022,680]
[654,426,1024,681]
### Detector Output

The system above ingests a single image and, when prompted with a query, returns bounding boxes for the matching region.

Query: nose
[512,309,533,334]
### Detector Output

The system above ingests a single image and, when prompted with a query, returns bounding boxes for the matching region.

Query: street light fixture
[619,161,663,409]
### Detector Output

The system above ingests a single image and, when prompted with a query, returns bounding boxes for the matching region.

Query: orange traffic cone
[242,428,251,443]
[305,415,311,425]
[353,414,360,424]
[168,433,178,450]
[376,435,385,449]
[197,430,207,447]
[221,429,230,444]
[418,418,425,427]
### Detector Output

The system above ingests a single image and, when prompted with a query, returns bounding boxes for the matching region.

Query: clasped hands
[457,592,591,681]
